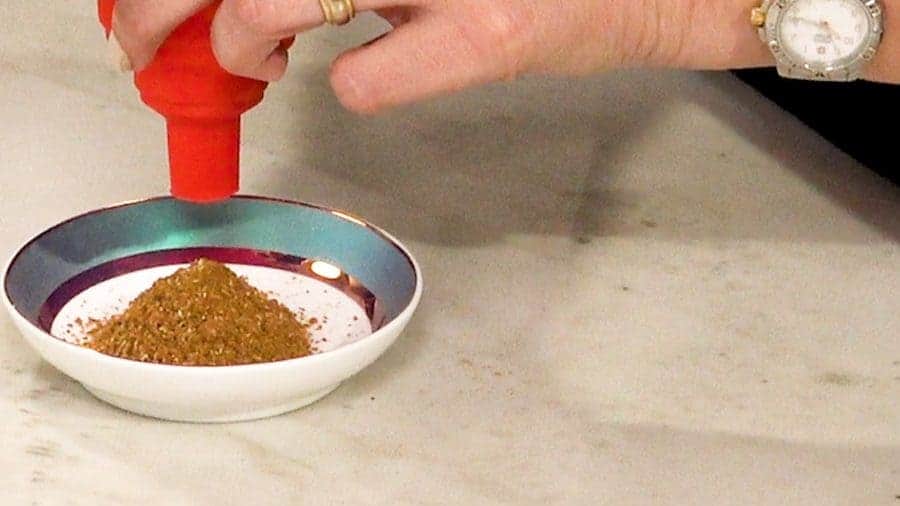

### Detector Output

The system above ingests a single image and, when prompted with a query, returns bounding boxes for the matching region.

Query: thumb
[112,0,214,70]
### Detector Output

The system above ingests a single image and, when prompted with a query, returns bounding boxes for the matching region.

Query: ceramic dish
[2,196,422,422]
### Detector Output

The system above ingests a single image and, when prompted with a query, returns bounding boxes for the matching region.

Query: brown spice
[84,258,311,366]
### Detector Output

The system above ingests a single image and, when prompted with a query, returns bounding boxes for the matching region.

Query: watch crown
[750,7,767,27]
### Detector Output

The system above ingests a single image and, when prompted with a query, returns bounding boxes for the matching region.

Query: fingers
[211,0,297,81]
[112,0,214,70]
[211,0,420,81]
[330,14,508,114]
[113,0,513,112]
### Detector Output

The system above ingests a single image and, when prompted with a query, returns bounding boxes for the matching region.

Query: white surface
[5,258,420,422]
[1,0,898,504]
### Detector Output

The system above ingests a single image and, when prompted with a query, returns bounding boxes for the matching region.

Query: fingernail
[108,32,133,73]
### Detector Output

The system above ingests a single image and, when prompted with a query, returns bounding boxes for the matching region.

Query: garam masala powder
[84,258,312,366]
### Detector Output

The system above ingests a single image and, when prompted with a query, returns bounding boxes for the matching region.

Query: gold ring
[319,0,355,26]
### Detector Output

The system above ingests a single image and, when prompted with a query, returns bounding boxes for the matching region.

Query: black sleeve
[734,69,899,186]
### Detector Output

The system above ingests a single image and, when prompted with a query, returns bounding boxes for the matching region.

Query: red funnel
[99,0,280,202]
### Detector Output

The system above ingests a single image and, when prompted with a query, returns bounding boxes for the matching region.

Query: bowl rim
[2,195,423,373]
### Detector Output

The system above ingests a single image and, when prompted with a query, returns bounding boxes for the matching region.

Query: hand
[790,17,843,55]
[819,21,844,55]
[787,15,821,28]
[822,21,841,54]
[110,0,776,113]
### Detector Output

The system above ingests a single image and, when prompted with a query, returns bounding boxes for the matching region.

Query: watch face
[776,0,873,69]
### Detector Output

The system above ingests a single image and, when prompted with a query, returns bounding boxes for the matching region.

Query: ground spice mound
[85,258,311,366]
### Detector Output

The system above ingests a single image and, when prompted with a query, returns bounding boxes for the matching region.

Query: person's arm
[109,0,899,114]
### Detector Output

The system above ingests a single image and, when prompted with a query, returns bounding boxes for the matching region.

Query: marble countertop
[1,1,898,504]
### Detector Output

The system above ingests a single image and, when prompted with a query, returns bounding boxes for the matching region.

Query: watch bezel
[761,0,883,80]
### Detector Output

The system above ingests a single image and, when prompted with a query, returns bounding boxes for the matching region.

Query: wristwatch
[751,0,884,81]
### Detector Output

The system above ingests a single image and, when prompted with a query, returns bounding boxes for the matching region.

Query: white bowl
[3,196,422,422]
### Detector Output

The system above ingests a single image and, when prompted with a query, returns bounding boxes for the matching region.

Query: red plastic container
[98,0,270,202]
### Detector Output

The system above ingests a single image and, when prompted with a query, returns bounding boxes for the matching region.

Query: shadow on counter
[258,61,900,246]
